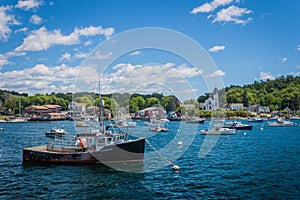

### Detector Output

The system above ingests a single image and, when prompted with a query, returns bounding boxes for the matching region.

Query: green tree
[146,97,160,108]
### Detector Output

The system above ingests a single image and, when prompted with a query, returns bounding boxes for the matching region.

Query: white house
[230,103,244,111]
[68,102,86,116]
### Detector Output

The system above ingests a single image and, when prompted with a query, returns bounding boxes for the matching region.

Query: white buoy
[243,132,247,135]
[260,127,264,131]
[173,165,180,171]
[177,141,183,146]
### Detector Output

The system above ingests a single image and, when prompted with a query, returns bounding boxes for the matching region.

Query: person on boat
[76,137,85,152]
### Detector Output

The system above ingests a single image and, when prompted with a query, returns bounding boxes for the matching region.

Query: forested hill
[225,75,300,111]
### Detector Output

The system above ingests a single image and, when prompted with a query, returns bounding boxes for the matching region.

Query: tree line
[1,75,299,116]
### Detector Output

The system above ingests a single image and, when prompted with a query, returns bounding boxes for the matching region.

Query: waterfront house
[248,105,270,113]
[68,102,86,117]
[24,104,62,120]
[229,103,244,111]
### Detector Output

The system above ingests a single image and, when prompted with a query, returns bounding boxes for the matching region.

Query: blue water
[0,120,299,199]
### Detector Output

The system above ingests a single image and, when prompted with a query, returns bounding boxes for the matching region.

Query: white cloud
[94,51,113,60]
[15,0,43,11]
[15,26,114,52]
[15,27,28,33]
[0,63,79,94]
[209,45,225,52]
[74,52,87,59]
[30,14,42,24]
[60,52,71,62]
[98,63,202,94]
[84,39,92,46]
[130,51,141,56]
[206,69,225,78]
[297,45,300,51]
[74,26,114,38]
[0,6,20,41]
[0,54,11,69]
[281,57,287,63]
[212,5,252,25]
[0,51,26,69]
[15,26,79,51]
[191,0,234,14]
[259,72,274,80]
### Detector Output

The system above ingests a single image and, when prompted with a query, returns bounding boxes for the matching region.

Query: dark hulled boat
[23,136,145,164]
[223,121,253,130]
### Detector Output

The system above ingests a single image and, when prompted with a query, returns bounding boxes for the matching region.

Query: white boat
[247,117,264,122]
[267,118,293,127]
[149,127,168,132]
[144,118,169,126]
[223,121,253,130]
[201,125,236,135]
[45,128,67,138]
[115,120,136,128]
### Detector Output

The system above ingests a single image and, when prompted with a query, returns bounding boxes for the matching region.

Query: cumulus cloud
[0,6,20,41]
[84,39,92,46]
[209,45,225,52]
[206,69,225,78]
[191,0,234,14]
[0,51,26,69]
[74,52,87,59]
[297,45,300,51]
[60,52,71,62]
[259,72,274,80]
[15,0,43,11]
[29,14,42,24]
[74,26,114,38]
[0,63,79,94]
[212,5,252,24]
[98,62,203,94]
[191,1,252,25]
[15,25,114,52]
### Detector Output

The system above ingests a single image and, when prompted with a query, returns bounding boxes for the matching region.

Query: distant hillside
[225,75,300,111]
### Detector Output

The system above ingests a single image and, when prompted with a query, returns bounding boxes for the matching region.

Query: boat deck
[24,145,85,154]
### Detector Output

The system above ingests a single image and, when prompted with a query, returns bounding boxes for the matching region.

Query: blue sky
[0,0,299,100]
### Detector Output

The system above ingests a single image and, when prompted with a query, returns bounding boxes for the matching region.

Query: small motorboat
[267,118,293,127]
[247,117,264,123]
[149,127,168,132]
[223,121,253,130]
[45,128,67,138]
[201,125,236,135]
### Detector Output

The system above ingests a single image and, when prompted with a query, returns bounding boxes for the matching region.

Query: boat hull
[23,138,145,165]
[90,138,145,163]
[223,125,253,130]
[200,129,236,135]
[23,145,96,164]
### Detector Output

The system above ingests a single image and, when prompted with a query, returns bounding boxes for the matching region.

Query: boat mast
[98,73,105,134]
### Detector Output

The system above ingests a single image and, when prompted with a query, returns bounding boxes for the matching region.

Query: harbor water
[0,120,299,199]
